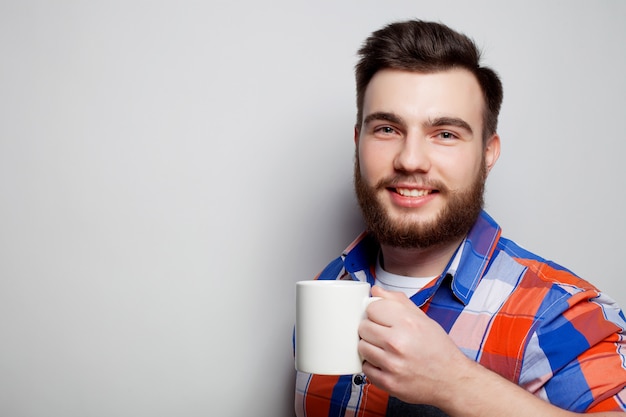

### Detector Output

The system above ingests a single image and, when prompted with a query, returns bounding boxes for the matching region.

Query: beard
[354,156,486,249]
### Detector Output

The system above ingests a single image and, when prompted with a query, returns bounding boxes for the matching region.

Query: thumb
[371,285,410,302]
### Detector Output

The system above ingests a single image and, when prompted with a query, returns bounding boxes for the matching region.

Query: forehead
[362,68,485,130]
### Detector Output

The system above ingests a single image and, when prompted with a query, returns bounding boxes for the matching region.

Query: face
[354,69,500,249]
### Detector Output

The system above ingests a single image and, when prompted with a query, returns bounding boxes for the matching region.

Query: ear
[354,125,360,146]
[484,133,501,175]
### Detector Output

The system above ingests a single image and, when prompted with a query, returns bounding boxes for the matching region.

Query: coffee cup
[295,280,379,375]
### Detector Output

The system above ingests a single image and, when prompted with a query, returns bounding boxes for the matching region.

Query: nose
[393,135,431,173]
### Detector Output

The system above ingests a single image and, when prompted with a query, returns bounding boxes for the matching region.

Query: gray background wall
[1,1,624,416]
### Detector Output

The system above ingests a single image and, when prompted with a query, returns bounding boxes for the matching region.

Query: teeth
[397,188,430,197]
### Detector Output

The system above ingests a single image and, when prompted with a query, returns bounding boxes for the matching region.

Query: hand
[358,286,472,407]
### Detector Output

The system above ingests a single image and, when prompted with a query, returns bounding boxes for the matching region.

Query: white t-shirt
[374,243,463,298]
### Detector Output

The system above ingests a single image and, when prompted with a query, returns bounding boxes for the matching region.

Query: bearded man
[295,20,626,417]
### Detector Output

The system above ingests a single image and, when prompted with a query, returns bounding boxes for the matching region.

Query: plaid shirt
[295,211,626,416]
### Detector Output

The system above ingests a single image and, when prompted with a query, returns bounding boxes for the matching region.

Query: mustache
[374,175,447,192]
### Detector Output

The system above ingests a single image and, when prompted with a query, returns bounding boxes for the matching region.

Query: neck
[379,237,463,278]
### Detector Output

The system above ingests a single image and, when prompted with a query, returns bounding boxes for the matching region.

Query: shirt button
[353,374,365,385]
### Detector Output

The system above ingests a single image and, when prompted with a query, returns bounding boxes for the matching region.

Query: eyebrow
[426,116,473,135]
[362,112,405,127]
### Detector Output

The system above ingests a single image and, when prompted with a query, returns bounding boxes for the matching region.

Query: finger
[365,294,420,328]
[359,314,388,345]
[361,359,383,381]
[358,337,385,369]
[364,298,399,327]
[372,286,415,307]
[360,344,394,392]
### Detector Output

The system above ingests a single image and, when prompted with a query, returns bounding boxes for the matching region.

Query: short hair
[355,20,503,142]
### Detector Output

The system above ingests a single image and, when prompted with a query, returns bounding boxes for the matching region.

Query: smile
[395,188,434,197]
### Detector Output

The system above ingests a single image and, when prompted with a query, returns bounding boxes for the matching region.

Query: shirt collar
[450,211,502,304]
[341,210,502,305]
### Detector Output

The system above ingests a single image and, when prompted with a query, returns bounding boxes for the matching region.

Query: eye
[374,125,397,135]
[437,131,458,140]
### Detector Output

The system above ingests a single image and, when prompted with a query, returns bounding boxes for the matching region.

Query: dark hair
[355,20,503,142]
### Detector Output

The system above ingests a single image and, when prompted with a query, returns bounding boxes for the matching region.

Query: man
[295,20,626,416]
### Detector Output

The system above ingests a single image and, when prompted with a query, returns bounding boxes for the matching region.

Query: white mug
[295,280,379,375]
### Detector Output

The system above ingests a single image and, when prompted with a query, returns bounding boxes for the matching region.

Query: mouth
[392,187,438,197]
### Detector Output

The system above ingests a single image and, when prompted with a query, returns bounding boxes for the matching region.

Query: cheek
[358,145,389,182]
[437,156,482,188]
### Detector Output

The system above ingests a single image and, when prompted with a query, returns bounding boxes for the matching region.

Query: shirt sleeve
[521,289,626,412]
